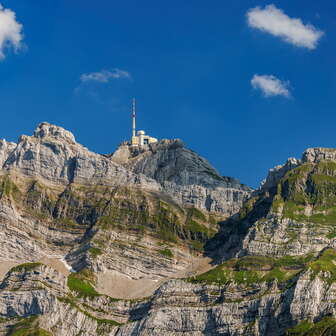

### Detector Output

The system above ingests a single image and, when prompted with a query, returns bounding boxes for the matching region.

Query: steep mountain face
[214,147,336,260]
[1,122,159,189]
[111,139,251,215]
[0,123,251,335]
[1,123,336,336]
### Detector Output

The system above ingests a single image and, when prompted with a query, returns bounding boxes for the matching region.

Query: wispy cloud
[80,69,131,83]
[247,4,323,49]
[251,74,290,98]
[0,4,23,60]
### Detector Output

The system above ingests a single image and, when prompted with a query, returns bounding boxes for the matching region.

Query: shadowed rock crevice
[66,157,77,183]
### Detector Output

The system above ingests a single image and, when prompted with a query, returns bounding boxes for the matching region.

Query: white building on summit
[130,98,158,146]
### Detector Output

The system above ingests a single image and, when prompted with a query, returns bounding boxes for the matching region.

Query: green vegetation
[97,194,185,245]
[240,197,258,218]
[188,253,320,286]
[0,176,21,200]
[88,247,103,258]
[286,317,336,335]
[7,315,52,336]
[158,248,173,258]
[67,270,100,298]
[261,160,336,232]
[275,255,314,268]
[89,191,216,253]
[286,320,314,335]
[10,263,42,273]
[188,255,300,286]
[185,219,208,234]
[327,229,336,239]
[98,216,114,230]
[187,207,207,222]
[272,197,284,213]
[283,163,313,185]
[9,328,52,336]
[316,161,336,175]
[308,249,336,283]
[237,161,335,227]
[188,240,204,252]
[0,175,219,254]
[151,201,181,243]
[282,201,307,222]
[57,296,121,331]
[184,207,216,242]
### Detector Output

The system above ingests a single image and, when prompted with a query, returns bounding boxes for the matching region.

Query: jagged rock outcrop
[0,123,250,217]
[0,140,16,168]
[208,147,336,261]
[2,251,336,336]
[0,172,217,298]
[2,122,336,336]
[0,122,249,333]
[261,157,300,191]
[302,147,336,163]
[0,264,123,335]
[2,123,160,191]
[111,140,251,215]
[116,271,336,336]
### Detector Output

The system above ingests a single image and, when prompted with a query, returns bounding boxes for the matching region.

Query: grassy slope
[286,316,336,335]
[189,249,336,286]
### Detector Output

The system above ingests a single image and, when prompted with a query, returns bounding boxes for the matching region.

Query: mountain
[0,123,250,335]
[111,139,250,214]
[1,124,336,335]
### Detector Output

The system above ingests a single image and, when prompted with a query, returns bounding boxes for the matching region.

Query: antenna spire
[132,97,136,138]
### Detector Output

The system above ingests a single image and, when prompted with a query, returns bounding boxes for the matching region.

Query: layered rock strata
[2,123,336,335]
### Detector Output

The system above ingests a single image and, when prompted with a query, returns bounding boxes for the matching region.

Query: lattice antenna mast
[132,98,136,138]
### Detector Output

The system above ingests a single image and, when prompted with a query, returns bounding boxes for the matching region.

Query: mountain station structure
[130,98,158,146]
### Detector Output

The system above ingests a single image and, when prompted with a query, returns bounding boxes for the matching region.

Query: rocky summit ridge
[0,124,336,335]
[0,122,250,215]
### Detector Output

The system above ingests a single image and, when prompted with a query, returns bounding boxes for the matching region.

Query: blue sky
[0,0,335,187]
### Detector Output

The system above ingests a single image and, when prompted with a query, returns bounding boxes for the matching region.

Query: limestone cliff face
[2,123,336,336]
[1,123,160,192]
[111,140,251,215]
[0,140,16,168]
[2,253,336,336]
[0,122,252,335]
[117,270,336,336]
[208,148,336,262]
[0,123,250,217]
[302,147,336,163]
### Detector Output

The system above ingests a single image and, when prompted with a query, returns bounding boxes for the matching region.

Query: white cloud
[80,69,131,83]
[0,4,23,60]
[251,74,290,98]
[247,4,323,49]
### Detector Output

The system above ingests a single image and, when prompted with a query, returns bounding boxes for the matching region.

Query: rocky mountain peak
[302,147,336,163]
[112,138,233,186]
[261,148,336,193]
[0,123,250,215]
[111,138,251,213]
[213,146,336,262]
[33,122,76,144]
[261,157,300,191]
[0,124,335,335]
[111,139,184,164]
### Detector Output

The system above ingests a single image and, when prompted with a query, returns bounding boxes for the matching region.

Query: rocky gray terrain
[0,123,336,335]
[111,140,250,214]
